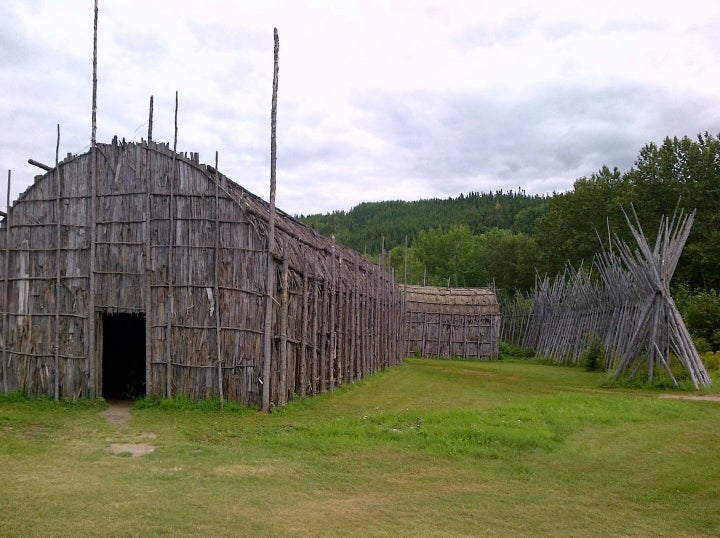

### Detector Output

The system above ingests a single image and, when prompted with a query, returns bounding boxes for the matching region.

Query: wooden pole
[53,124,61,401]
[311,265,319,393]
[27,159,53,172]
[87,0,99,398]
[166,90,178,398]
[350,255,359,382]
[279,249,289,405]
[147,95,154,143]
[262,28,279,412]
[299,271,308,397]
[341,285,350,384]
[214,151,223,409]
[376,240,384,371]
[2,170,11,395]
[329,236,337,389]
[319,276,328,392]
[403,235,408,357]
[143,141,152,397]
[91,0,98,148]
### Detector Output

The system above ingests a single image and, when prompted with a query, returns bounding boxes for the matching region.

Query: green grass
[1,358,719,537]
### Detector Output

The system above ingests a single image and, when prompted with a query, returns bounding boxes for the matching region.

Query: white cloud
[1,0,719,216]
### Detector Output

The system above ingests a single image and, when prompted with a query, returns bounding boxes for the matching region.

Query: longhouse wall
[0,140,404,405]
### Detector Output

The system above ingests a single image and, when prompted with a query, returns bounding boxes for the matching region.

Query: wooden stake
[54,124,61,401]
[319,277,328,392]
[403,235,408,357]
[166,90,178,398]
[299,270,308,397]
[87,0,99,398]
[351,255,359,382]
[279,248,289,405]
[329,236,336,389]
[143,140,152,396]
[2,170,11,395]
[311,266,319,394]
[147,95,154,143]
[214,151,223,409]
[262,28,279,412]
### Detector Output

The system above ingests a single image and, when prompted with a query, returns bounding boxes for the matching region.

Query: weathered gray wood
[311,267,319,394]
[147,95,154,142]
[2,170,10,395]
[214,152,223,409]
[319,277,328,392]
[28,159,53,172]
[504,205,710,388]
[279,250,289,405]
[166,91,179,398]
[262,29,279,412]
[299,271,308,397]
[2,136,407,404]
[87,0,99,399]
[329,236,336,389]
[53,124,61,401]
[143,142,153,397]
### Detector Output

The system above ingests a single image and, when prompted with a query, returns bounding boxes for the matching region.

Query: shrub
[693,337,712,354]
[581,337,605,372]
[680,289,720,351]
[701,351,720,372]
[498,341,535,360]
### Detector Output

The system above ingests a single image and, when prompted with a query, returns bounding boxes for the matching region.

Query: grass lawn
[1,358,719,537]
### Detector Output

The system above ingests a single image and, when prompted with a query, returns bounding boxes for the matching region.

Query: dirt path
[100,401,156,457]
[99,400,133,428]
[660,394,720,402]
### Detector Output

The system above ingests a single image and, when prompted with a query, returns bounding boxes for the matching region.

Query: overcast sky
[1,0,719,216]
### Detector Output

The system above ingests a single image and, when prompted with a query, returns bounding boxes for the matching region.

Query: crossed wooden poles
[502,206,712,388]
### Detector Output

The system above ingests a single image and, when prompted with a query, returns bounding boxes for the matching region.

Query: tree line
[299,132,720,304]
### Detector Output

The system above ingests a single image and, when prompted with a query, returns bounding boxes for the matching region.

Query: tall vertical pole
[147,95,154,143]
[143,95,155,393]
[403,234,408,357]
[54,124,61,401]
[2,171,11,395]
[214,151,223,409]
[143,138,152,396]
[166,90,178,398]
[299,270,308,397]
[329,236,337,389]
[262,28,279,412]
[87,0,99,398]
[278,247,289,405]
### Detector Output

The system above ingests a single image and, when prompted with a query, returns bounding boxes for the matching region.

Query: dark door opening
[102,313,146,400]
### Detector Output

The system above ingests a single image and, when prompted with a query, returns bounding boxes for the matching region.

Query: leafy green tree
[534,166,629,277]
[626,133,720,289]
[476,229,541,296]
[301,132,720,295]
[412,224,482,287]
[677,290,720,351]
[388,245,426,285]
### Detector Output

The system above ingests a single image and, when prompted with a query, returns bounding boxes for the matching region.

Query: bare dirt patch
[110,443,155,457]
[100,401,133,428]
[659,394,720,402]
[102,402,157,457]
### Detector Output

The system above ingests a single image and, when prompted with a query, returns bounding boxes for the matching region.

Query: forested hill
[299,133,720,298]
[299,190,549,255]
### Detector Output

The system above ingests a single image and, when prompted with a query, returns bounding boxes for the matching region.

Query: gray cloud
[352,82,719,199]
[2,1,720,217]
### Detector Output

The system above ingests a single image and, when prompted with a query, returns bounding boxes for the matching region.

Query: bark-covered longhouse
[0,139,407,406]
[405,285,500,359]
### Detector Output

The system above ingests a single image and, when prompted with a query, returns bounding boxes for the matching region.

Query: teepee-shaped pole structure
[611,206,711,388]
